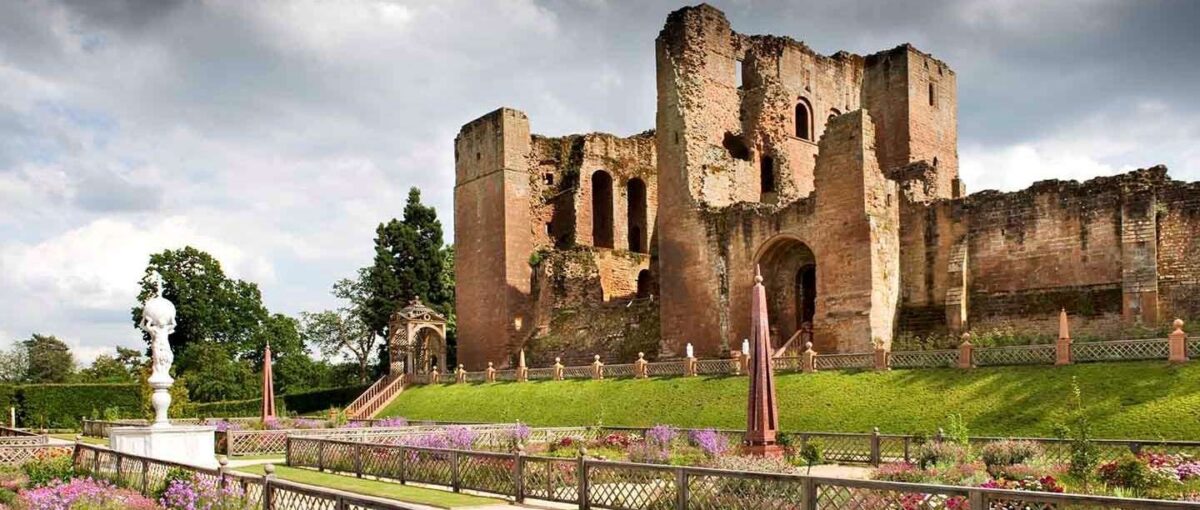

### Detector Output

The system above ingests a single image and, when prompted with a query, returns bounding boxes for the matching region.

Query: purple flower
[375,417,409,428]
[19,477,158,510]
[688,428,730,458]
[160,473,249,510]
[445,426,477,450]
[646,425,676,447]
[510,423,531,443]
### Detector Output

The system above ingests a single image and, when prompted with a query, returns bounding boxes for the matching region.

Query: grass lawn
[235,465,502,508]
[379,360,1200,439]
[52,434,107,446]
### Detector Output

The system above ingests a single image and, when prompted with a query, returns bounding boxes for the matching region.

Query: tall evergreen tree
[23,334,75,383]
[362,188,451,339]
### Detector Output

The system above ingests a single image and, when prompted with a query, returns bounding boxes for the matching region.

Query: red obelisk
[261,342,276,421]
[745,265,782,456]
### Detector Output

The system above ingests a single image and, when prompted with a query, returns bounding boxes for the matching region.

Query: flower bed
[872,439,1200,502]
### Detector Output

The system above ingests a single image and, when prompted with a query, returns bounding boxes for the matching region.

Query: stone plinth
[110,425,217,469]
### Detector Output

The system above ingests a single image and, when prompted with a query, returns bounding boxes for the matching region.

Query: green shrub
[979,440,1042,468]
[154,467,194,499]
[0,386,17,418]
[187,398,265,418]
[1097,454,1154,491]
[282,385,371,415]
[917,441,968,469]
[1055,377,1099,486]
[796,440,824,474]
[20,384,140,429]
[22,453,74,487]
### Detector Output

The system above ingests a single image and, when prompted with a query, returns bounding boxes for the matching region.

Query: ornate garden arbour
[387,298,448,376]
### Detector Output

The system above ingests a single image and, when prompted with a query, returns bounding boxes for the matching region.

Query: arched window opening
[760,155,776,195]
[795,99,812,140]
[636,270,651,299]
[591,171,614,248]
[828,109,841,124]
[627,178,647,253]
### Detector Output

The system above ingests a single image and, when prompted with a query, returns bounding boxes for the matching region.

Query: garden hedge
[19,384,140,429]
[282,384,371,415]
[187,398,266,418]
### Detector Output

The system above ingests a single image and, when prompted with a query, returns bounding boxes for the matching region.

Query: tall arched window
[627,178,647,253]
[760,155,776,195]
[591,171,614,248]
[828,108,841,124]
[795,98,813,140]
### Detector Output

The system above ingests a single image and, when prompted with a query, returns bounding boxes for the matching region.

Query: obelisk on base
[111,272,217,469]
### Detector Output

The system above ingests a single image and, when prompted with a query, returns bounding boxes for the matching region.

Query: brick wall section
[1156,177,1200,320]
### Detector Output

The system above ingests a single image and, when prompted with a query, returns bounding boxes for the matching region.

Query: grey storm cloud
[0,0,1197,359]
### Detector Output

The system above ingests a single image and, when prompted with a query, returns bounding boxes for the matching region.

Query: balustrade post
[800,477,816,510]
[592,355,604,380]
[262,464,276,510]
[870,428,881,466]
[675,468,688,510]
[1169,319,1188,363]
[731,351,742,376]
[577,448,589,510]
[354,442,363,478]
[514,444,526,503]
[685,356,697,377]
[873,343,890,371]
[1056,309,1073,366]
[451,450,461,492]
[957,334,974,369]
[635,352,648,379]
[554,357,565,381]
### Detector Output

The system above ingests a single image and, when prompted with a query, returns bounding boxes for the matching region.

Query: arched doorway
[627,178,647,253]
[755,237,816,349]
[636,269,652,299]
[592,171,614,248]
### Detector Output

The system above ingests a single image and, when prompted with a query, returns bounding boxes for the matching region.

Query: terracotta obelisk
[745,265,782,456]
[261,342,276,420]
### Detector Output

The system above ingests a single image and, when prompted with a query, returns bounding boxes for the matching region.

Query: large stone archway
[755,236,817,351]
[387,298,448,375]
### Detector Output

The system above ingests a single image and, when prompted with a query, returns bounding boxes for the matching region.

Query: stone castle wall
[452,4,1200,369]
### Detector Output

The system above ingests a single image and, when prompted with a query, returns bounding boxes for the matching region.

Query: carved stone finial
[1174,318,1185,330]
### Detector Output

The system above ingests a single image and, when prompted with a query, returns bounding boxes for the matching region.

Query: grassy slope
[380,361,1200,440]
[235,465,501,508]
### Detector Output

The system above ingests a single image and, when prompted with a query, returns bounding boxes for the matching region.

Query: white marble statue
[685,342,694,359]
[742,338,750,356]
[140,271,176,427]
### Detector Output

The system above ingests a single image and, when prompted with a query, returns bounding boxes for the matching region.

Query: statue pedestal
[110,425,218,469]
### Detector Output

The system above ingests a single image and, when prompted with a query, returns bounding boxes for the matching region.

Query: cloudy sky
[2,0,1198,363]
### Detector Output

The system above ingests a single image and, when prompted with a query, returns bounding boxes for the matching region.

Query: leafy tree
[362,188,452,340]
[79,347,144,383]
[131,247,269,363]
[176,342,255,402]
[0,345,28,383]
[300,304,377,384]
[23,334,74,383]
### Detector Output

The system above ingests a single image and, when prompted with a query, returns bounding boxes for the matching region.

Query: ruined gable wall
[1155,179,1200,320]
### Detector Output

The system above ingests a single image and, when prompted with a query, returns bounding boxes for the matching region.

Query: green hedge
[0,386,17,417]
[182,384,370,419]
[19,384,140,429]
[283,384,371,415]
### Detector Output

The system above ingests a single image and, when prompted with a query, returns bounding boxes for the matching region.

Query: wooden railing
[286,435,1200,510]
[345,373,404,419]
[72,443,425,509]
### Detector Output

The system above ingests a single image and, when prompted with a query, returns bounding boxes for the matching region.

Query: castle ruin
[452,4,1200,370]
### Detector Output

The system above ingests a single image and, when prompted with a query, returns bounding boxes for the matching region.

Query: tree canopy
[23,334,75,383]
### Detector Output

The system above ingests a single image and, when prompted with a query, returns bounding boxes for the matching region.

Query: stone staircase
[345,373,405,419]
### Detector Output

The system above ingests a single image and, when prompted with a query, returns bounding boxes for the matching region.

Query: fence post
[554,357,564,381]
[115,450,124,486]
[873,345,890,371]
[903,436,911,463]
[1169,319,1188,363]
[870,428,881,466]
[1056,308,1073,366]
[957,334,974,369]
[354,442,363,478]
[141,454,149,495]
[451,450,461,492]
[578,448,589,510]
[635,352,648,379]
[968,489,985,510]
[318,440,326,472]
[285,436,292,467]
[801,477,816,510]
[398,445,407,484]
[514,444,526,503]
[262,464,276,510]
[731,351,742,375]
[218,456,229,490]
[675,468,688,510]
[592,355,604,380]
